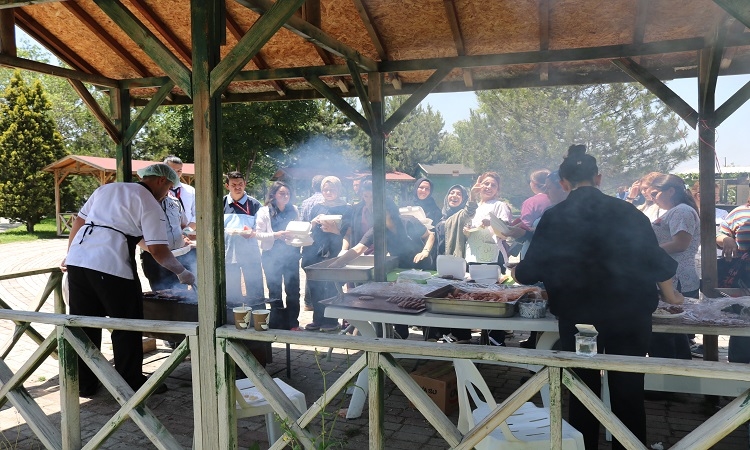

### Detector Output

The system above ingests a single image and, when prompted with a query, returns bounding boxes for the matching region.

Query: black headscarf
[412,177,442,225]
[441,184,469,219]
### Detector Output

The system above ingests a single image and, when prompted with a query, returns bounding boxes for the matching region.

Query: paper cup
[233,307,251,329]
[252,309,270,331]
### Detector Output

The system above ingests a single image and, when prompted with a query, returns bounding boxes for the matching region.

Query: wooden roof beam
[225,11,286,96]
[443,0,471,87]
[235,0,377,72]
[62,1,151,78]
[716,79,750,126]
[14,9,97,74]
[346,59,373,128]
[719,18,747,69]
[93,0,192,97]
[305,74,370,134]
[301,0,348,92]
[714,0,750,29]
[612,57,697,128]
[380,34,750,71]
[129,0,192,65]
[210,0,304,97]
[383,65,452,134]
[0,9,15,56]
[351,0,399,91]
[699,19,729,114]
[68,79,121,143]
[538,0,549,81]
[122,80,175,146]
[0,52,117,87]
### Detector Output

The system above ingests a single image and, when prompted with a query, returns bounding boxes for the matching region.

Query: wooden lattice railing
[1,268,750,449]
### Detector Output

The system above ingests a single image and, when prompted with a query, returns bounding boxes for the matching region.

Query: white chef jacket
[171,182,196,224]
[66,183,168,279]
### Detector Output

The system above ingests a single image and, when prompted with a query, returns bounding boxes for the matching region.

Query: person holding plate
[223,171,264,304]
[256,181,302,330]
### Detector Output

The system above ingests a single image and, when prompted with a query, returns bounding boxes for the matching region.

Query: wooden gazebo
[1,0,750,447]
[42,155,195,235]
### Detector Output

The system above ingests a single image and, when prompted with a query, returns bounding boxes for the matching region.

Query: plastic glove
[177,269,196,285]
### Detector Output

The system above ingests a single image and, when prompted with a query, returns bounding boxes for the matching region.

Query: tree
[158,101,323,191]
[453,85,697,207]
[0,71,66,231]
[345,96,455,176]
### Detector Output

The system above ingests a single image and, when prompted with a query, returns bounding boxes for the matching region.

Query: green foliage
[0,71,67,232]
[158,101,325,192]
[0,218,58,244]
[347,96,452,176]
[454,85,697,206]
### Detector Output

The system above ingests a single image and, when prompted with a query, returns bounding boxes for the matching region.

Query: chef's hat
[137,163,180,186]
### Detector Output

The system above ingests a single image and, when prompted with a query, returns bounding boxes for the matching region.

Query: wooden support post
[111,88,131,182]
[58,326,80,450]
[192,0,224,447]
[0,9,15,56]
[368,72,387,281]
[698,24,726,361]
[368,352,384,450]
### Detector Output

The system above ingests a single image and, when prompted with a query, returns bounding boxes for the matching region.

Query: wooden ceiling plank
[305,74,370,134]
[68,79,121,143]
[714,0,750,29]
[129,0,192,65]
[122,79,175,146]
[210,0,304,97]
[383,65,453,134]
[443,0,472,87]
[14,9,97,74]
[301,0,320,27]
[235,0,377,72]
[225,11,286,96]
[612,57,697,128]
[346,59,373,125]
[351,0,386,58]
[0,9,15,56]
[62,1,150,77]
[381,34,750,72]
[93,0,192,97]
[716,79,750,126]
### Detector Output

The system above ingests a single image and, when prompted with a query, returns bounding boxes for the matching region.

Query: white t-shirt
[652,203,700,293]
[172,182,196,224]
[465,199,513,264]
[66,183,168,279]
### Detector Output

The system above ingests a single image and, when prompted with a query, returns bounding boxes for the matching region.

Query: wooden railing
[2,269,750,449]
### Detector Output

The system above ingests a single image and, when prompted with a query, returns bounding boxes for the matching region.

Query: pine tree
[0,70,66,232]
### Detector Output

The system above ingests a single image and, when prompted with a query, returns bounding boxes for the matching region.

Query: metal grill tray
[303,255,398,282]
[320,293,426,314]
[424,285,520,318]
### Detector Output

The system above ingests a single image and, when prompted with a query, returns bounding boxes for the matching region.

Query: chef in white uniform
[163,155,196,230]
[63,163,196,397]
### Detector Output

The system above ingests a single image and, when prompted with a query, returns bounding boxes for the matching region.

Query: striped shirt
[718,205,750,251]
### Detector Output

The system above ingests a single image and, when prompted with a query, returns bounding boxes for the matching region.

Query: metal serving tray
[304,255,398,283]
[424,285,518,318]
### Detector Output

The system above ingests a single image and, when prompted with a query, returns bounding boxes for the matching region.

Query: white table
[325,304,750,419]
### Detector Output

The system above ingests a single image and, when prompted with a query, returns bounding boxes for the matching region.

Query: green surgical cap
[137,163,180,186]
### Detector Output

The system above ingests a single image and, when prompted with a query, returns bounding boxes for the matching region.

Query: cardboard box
[142,337,157,353]
[409,361,459,414]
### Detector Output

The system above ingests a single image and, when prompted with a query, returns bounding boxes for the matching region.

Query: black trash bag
[267,299,290,330]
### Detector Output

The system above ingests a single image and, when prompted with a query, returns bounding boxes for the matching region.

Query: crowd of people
[60,146,750,448]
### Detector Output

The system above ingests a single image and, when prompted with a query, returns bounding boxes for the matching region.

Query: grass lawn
[0,218,64,244]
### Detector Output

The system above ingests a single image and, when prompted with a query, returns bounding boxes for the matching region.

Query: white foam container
[286,221,312,234]
[469,264,499,282]
[436,255,466,280]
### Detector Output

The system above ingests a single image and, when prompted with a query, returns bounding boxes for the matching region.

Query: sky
[423,75,750,173]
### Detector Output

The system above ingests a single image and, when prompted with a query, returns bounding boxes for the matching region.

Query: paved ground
[0,237,747,449]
